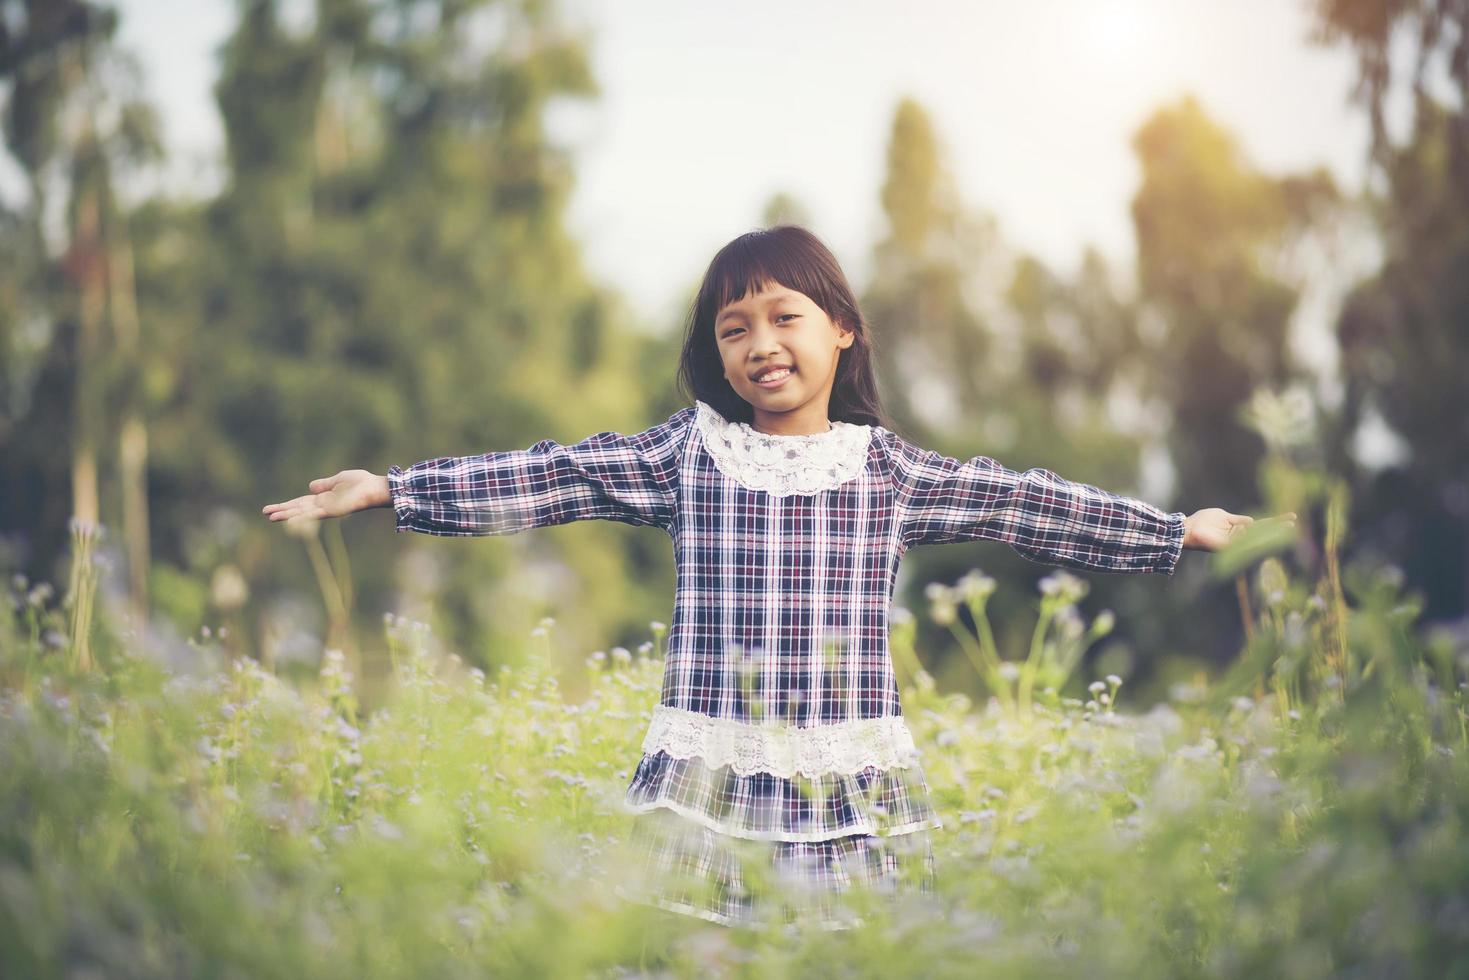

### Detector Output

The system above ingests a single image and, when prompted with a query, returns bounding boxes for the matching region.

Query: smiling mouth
[753,368,793,387]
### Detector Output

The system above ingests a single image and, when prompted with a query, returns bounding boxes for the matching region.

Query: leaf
[1208,518,1296,579]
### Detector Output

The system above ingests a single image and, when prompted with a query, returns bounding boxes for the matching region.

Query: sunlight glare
[1083,0,1149,62]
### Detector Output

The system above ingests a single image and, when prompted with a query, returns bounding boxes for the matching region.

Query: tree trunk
[110,233,150,642]
[71,186,104,530]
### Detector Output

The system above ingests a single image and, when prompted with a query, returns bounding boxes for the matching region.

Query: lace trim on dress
[693,400,873,497]
[641,703,921,778]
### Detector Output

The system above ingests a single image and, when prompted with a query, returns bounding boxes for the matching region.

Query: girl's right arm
[262,407,695,538]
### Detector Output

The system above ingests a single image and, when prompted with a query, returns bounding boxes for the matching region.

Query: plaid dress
[387,400,1186,930]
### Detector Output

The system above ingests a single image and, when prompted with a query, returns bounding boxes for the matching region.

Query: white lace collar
[693,400,873,497]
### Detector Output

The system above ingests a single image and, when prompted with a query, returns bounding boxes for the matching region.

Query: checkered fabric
[388,400,1186,928]
[625,749,941,840]
[614,807,936,931]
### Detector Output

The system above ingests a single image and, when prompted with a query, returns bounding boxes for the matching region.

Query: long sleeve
[387,407,695,537]
[889,433,1186,575]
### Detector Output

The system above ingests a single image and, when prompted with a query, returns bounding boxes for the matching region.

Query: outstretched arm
[262,407,694,538]
[891,434,1293,575]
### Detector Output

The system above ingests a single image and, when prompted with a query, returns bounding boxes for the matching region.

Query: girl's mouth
[755,368,793,389]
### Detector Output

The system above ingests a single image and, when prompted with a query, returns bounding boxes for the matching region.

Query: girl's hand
[262,470,390,525]
[1183,508,1297,552]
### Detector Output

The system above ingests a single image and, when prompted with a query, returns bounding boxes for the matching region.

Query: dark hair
[676,225,891,429]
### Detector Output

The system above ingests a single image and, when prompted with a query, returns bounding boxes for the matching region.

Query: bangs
[700,233,837,323]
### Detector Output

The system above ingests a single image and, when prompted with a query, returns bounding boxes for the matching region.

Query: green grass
[2,525,1467,977]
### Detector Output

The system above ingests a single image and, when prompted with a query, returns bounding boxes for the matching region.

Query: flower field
[2,528,1466,978]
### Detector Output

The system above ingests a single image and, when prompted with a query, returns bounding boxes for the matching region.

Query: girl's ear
[837,325,855,349]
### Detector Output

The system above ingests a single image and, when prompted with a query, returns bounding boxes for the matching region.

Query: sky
[111,0,1416,469]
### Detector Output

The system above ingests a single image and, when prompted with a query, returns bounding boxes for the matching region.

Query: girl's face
[715,282,854,436]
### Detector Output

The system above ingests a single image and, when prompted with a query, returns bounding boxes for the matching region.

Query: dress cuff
[385,465,414,534]
[1157,510,1187,576]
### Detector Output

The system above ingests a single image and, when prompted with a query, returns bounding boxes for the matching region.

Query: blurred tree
[1308,0,1469,622]
[127,0,680,673]
[1131,95,1339,514]
[1129,95,1340,663]
[760,191,811,228]
[0,0,163,632]
[864,97,1009,442]
[863,97,1182,696]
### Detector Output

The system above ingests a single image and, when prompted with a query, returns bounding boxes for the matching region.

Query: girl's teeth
[760,369,790,382]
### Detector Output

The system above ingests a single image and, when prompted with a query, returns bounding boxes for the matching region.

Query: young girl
[262,225,1292,932]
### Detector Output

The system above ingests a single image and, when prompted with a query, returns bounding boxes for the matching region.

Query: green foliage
[3,505,1467,976]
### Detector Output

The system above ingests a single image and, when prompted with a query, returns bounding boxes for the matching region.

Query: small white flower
[1056,607,1085,641]
[998,662,1021,682]
[1039,571,1089,605]
[955,570,997,603]
[1105,674,1123,687]
[1088,680,1106,694]
[210,565,249,611]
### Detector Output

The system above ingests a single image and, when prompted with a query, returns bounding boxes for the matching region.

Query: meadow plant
[2,504,1468,976]
[916,568,1117,724]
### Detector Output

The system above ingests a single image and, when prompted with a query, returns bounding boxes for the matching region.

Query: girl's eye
[720,315,796,338]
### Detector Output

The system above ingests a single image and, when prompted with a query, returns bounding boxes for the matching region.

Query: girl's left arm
[891,435,1269,574]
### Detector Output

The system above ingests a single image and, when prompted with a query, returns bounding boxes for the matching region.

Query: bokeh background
[2,0,1465,704]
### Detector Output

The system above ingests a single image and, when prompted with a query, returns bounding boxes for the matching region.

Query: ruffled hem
[624,749,942,842]
[613,807,936,931]
[622,798,944,843]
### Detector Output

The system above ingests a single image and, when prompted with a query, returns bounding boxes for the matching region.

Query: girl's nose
[748,327,779,354]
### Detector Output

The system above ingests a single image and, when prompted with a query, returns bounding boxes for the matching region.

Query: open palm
[1185,508,1297,552]
[262,470,385,525]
